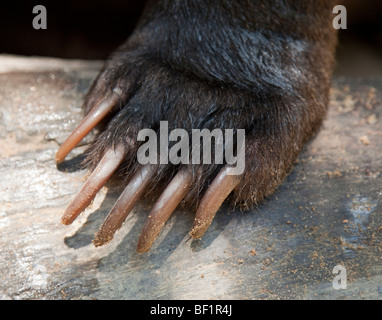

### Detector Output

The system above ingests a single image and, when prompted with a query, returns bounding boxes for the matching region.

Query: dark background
[1,0,381,76]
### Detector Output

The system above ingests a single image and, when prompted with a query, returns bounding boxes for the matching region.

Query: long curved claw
[136,169,192,253]
[55,91,120,164]
[61,143,126,225]
[189,166,241,239]
[93,165,156,247]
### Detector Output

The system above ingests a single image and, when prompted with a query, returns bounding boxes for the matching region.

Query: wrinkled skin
[56,0,338,252]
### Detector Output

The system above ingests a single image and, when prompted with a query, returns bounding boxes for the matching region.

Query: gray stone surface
[0,55,381,299]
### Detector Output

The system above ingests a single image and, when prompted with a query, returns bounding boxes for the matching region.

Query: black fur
[82,0,338,209]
